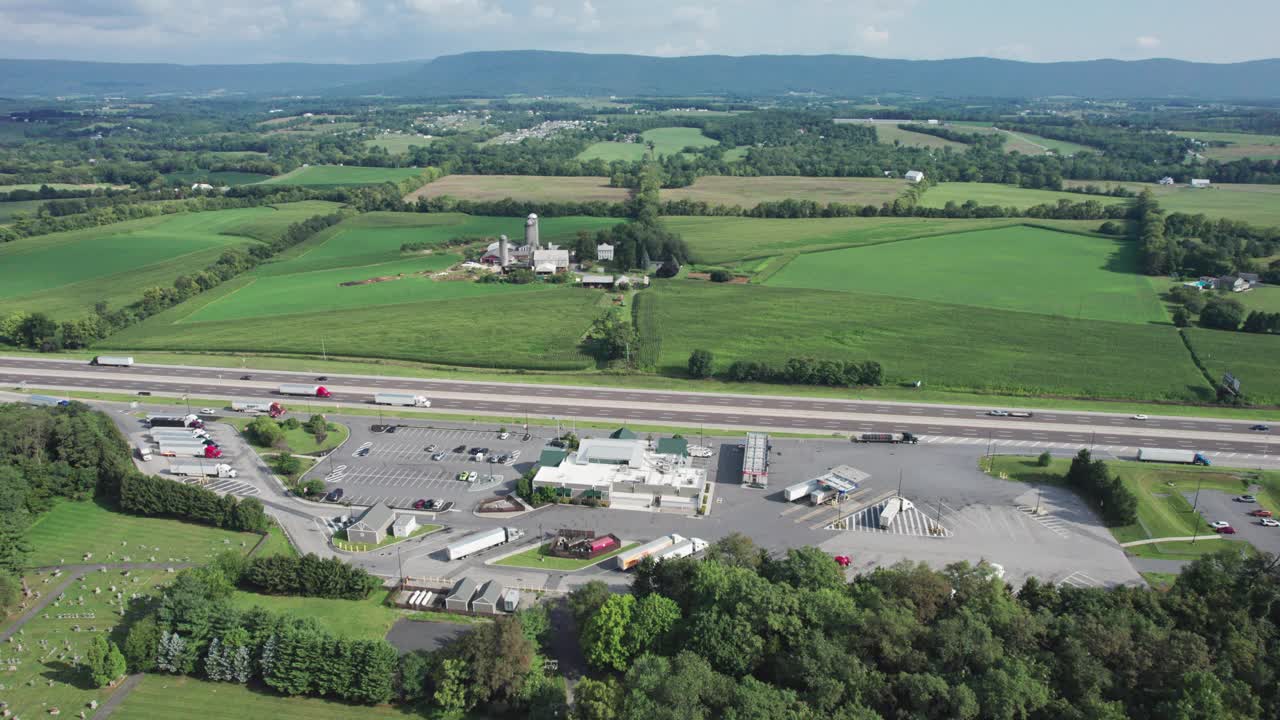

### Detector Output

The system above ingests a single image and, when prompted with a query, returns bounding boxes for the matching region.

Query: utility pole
[1192,474,1205,513]
[1034,486,1043,515]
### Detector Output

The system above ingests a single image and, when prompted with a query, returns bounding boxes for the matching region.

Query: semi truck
[136,442,153,461]
[373,392,431,407]
[857,432,918,444]
[169,463,237,479]
[879,497,915,530]
[232,400,286,417]
[148,414,204,429]
[615,534,684,571]
[278,384,332,398]
[26,395,70,407]
[90,355,134,367]
[444,527,524,561]
[810,488,835,506]
[151,429,212,442]
[158,443,223,459]
[1137,448,1211,466]
[783,478,821,502]
[652,538,708,563]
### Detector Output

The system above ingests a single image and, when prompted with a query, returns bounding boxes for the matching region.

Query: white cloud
[672,5,719,33]
[402,0,511,28]
[578,0,600,31]
[1136,35,1161,49]
[857,24,890,47]
[531,4,555,20]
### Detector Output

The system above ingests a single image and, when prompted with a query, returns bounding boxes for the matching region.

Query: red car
[833,555,852,567]
[1249,509,1273,518]
[412,499,429,510]
[1214,525,1236,535]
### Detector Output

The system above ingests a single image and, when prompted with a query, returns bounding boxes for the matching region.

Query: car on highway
[316,376,328,381]
[1249,509,1272,518]
[498,430,510,440]
[240,375,252,380]
[1251,424,1272,432]
[987,410,1009,417]
[466,471,478,483]
[1261,518,1280,528]
[412,498,429,510]
[1235,495,1257,503]
[1210,520,1231,529]
[325,488,344,502]
[1215,525,1237,534]
[137,391,151,396]
[200,407,216,415]
[1131,414,1148,420]
[431,452,446,461]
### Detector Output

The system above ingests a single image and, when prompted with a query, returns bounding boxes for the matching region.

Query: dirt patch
[687,272,749,284]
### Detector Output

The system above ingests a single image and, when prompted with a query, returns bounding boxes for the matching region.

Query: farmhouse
[1190,178,1212,188]
[346,503,395,545]
[597,243,615,261]
[1158,176,1176,185]
[905,170,925,183]
[530,436,708,514]
[1217,275,1249,292]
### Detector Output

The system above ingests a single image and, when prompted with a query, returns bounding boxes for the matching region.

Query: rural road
[2,356,1278,460]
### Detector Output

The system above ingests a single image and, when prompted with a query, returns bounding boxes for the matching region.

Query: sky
[0,0,1276,65]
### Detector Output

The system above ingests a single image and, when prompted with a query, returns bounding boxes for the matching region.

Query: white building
[1158,176,1176,185]
[392,514,419,537]
[596,243,615,261]
[905,170,925,183]
[531,247,570,273]
[1190,178,1212,188]
[191,183,214,191]
[531,436,707,515]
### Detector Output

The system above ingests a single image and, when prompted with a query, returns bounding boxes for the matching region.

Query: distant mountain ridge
[2,51,1278,99]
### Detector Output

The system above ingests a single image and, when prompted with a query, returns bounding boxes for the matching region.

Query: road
[2,356,1278,460]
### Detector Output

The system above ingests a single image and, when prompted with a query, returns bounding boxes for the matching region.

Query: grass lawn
[579,127,719,161]
[1184,327,1280,406]
[0,198,46,223]
[661,175,908,209]
[1125,539,1252,562]
[24,500,261,567]
[648,280,1210,401]
[873,123,967,150]
[227,589,402,641]
[1,568,170,720]
[228,415,349,455]
[407,174,630,203]
[950,123,1097,155]
[494,542,637,571]
[1172,130,1280,161]
[365,133,436,154]
[112,676,421,720]
[766,225,1169,324]
[0,203,341,321]
[1062,181,1280,228]
[259,165,428,187]
[1141,571,1178,590]
[253,524,298,558]
[921,182,1130,211]
[334,523,441,552]
[0,183,118,192]
[162,170,273,186]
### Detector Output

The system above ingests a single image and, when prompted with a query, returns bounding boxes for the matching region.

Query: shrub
[1037,450,1053,467]
[687,349,715,378]
[708,269,733,282]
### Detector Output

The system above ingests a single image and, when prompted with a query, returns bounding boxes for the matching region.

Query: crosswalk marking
[826,500,952,537]
[1061,571,1101,588]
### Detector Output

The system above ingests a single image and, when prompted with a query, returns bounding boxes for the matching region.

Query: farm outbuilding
[1190,178,1212,188]
[346,503,395,545]
[905,170,925,183]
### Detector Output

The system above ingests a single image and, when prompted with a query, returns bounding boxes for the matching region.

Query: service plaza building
[530,432,709,515]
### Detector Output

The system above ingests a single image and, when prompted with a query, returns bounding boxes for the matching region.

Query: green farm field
[647,280,1210,401]
[163,169,273,186]
[579,126,719,161]
[667,215,1106,265]
[921,182,1130,211]
[0,182,119,191]
[661,175,908,208]
[767,225,1168,323]
[364,133,436,154]
[0,203,340,321]
[407,174,631,203]
[24,500,262,567]
[1184,327,1280,405]
[1173,130,1280,161]
[0,198,45,223]
[259,165,427,187]
[113,677,420,720]
[1061,181,1280,227]
[872,123,967,150]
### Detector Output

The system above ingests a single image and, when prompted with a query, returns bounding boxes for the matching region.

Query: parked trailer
[615,534,684,571]
[783,478,821,502]
[90,355,133,367]
[858,432,918,444]
[136,442,153,461]
[373,392,431,408]
[810,488,835,506]
[147,415,203,428]
[589,536,618,554]
[26,394,70,407]
[232,400,286,417]
[1137,448,1211,466]
[169,463,237,479]
[158,440,219,454]
[653,538,708,563]
[879,497,915,530]
[407,591,424,609]
[278,384,332,398]
[445,527,524,561]
[418,591,435,609]
[159,444,223,459]
[150,426,209,438]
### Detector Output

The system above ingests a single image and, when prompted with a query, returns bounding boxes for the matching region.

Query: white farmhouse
[904,170,925,183]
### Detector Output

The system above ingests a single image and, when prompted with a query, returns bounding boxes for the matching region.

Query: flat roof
[743,432,769,475]
[575,438,645,467]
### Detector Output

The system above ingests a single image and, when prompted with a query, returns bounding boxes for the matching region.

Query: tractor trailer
[857,432,918,444]
[1137,448,1211,466]
[278,384,332,398]
[879,497,915,530]
[158,443,223,459]
[444,527,524,560]
[90,355,133,367]
[169,463,237,479]
[615,534,684,571]
[148,414,203,429]
[653,538,707,563]
[232,400,286,417]
[783,479,821,502]
[150,428,211,441]
[373,392,431,407]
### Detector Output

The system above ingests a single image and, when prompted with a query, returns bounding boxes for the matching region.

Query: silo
[498,234,510,267]
[525,213,539,250]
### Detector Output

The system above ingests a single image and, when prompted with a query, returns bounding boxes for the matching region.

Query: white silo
[499,234,510,267]
[525,213,539,250]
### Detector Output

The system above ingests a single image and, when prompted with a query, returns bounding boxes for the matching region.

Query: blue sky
[0,0,1274,64]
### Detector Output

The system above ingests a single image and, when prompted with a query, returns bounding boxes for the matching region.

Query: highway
[2,356,1278,459]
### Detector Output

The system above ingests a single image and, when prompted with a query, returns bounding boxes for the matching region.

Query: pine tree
[258,633,277,676]
[156,632,187,674]
[204,638,226,681]
[231,645,252,683]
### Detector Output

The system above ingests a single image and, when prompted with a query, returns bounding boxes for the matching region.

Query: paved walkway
[1121,535,1221,547]
[91,674,145,719]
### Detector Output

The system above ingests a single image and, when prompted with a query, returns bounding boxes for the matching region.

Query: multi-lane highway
[2,355,1277,458]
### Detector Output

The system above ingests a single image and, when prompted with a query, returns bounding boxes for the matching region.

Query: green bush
[709,269,733,282]
[1037,450,1053,467]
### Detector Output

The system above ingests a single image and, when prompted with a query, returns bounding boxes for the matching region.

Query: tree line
[1063,449,1139,526]
[118,473,268,533]
[239,553,382,599]
[714,355,886,388]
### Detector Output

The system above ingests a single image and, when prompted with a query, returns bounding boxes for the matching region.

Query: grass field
[950,123,1098,155]
[228,416,350,455]
[579,127,719,161]
[259,165,428,188]
[921,182,1131,211]
[662,175,908,208]
[647,280,1210,400]
[0,183,118,191]
[2,568,170,720]
[871,123,967,150]
[163,170,273,186]
[1173,130,1280,161]
[0,198,45,223]
[407,174,631,203]
[25,500,261,567]
[0,203,342,321]
[227,590,401,641]
[1184,327,1280,405]
[365,133,436,154]
[494,542,636,571]
[766,225,1168,323]
[1061,181,1280,227]
[254,524,298,558]
[114,677,421,720]
[666,215,1103,265]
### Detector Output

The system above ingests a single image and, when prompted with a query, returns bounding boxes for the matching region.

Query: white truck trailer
[615,534,684,570]
[1137,448,1211,466]
[169,463,237,479]
[232,400,286,417]
[653,537,708,563]
[278,384,332,398]
[783,478,821,502]
[878,497,915,530]
[136,442,153,461]
[373,392,431,407]
[150,427,209,440]
[445,527,523,560]
[90,355,134,367]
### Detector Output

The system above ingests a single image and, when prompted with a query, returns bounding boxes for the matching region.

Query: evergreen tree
[156,631,188,674]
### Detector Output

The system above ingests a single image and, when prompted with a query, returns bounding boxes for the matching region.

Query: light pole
[184,389,191,415]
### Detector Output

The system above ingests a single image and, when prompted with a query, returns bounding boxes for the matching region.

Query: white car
[466,471,478,483]
[1132,414,1148,420]
[498,431,510,440]
[1209,520,1231,529]
[988,410,1009,417]
[1260,518,1280,527]
[200,408,216,415]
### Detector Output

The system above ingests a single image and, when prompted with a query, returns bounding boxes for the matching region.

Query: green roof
[609,427,638,440]
[656,437,689,457]
[538,448,569,467]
